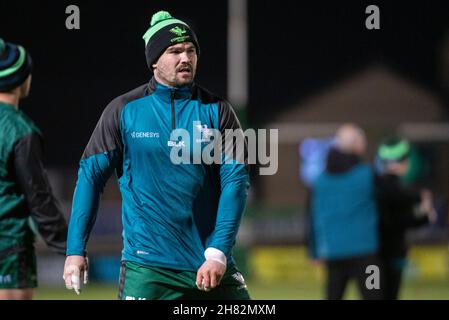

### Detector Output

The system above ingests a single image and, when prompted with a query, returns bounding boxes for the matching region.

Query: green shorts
[118,261,251,300]
[0,245,37,289]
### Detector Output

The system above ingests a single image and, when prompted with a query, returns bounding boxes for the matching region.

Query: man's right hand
[63,255,89,295]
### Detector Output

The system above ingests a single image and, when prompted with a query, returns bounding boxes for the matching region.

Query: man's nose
[179,51,191,63]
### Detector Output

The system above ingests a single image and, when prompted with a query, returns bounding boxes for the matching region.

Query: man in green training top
[0,38,68,300]
[64,11,250,300]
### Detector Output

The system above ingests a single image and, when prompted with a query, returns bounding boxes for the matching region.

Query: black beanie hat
[0,38,33,92]
[142,11,200,71]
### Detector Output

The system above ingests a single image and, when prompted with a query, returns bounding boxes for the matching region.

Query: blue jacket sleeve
[66,99,124,256]
[66,151,120,256]
[208,101,250,257]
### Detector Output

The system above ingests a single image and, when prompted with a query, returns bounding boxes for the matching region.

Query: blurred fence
[35,199,449,286]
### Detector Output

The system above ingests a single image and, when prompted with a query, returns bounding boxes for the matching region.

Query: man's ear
[19,74,32,98]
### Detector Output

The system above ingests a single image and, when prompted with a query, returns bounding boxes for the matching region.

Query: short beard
[174,74,194,86]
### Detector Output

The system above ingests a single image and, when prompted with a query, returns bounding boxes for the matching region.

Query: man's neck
[0,92,20,109]
[153,73,176,88]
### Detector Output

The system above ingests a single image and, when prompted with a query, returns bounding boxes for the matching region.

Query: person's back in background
[310,123,382,300]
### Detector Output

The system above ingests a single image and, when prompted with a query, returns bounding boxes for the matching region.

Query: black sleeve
[218,100,248,166]
[375,174,427,230]
[14,133,68,255]
[389,186,424,228]
[408,214,429,228]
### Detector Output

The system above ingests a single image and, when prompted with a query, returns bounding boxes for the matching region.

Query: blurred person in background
[0,38,68,300]
[375,137,436,300]
[299,137,334,268]
[63,10,250,300]
[309,123,382,300]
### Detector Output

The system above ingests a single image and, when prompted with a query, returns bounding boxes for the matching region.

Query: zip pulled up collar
[147,76,193,102]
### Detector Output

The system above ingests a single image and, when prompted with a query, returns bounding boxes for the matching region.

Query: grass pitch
[33,278,449,300]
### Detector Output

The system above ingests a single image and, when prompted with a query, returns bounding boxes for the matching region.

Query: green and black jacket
[0,102,67,256]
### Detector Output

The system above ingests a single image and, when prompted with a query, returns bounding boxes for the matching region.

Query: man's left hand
[196,260,226,292]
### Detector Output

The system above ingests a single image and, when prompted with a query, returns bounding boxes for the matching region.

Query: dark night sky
[249,0,449,123]
[1,0,449,166]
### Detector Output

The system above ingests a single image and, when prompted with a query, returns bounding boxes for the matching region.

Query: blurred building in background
[262,65,449,207]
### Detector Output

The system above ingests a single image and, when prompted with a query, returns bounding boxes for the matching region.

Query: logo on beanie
[170,26,187,37]
[170,26,190,43]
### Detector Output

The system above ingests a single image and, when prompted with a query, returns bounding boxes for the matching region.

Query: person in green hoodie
[0,38,68,300]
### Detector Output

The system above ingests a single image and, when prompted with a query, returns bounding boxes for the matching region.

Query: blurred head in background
[377,137,411,176]
[334,123,367,156]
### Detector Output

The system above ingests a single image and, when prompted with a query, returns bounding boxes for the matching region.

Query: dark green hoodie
[0,101,67,255]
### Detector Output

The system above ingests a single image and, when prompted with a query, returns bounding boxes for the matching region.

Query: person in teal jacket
[310,124,382,300]
[63,11,250,300]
